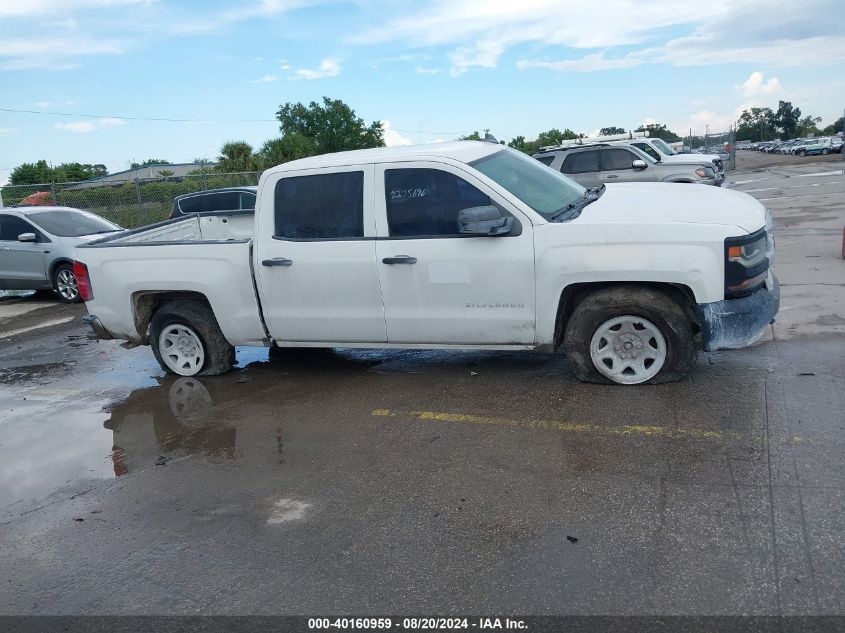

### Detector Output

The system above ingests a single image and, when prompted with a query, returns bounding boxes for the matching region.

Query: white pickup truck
[76,142,779,385]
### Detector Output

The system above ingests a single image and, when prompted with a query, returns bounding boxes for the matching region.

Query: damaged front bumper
[697,274,780,351]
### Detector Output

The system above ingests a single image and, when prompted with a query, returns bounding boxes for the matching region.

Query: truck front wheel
[149,300,235,377]
[563,286,694,385]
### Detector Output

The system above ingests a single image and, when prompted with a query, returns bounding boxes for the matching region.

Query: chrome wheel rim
[589,315,667,385]
[159,324,205,376]
[56,269,79,301]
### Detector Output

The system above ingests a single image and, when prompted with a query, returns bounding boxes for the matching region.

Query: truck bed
[76,213,266,346]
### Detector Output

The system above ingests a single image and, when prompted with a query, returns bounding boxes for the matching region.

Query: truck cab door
[373,162,535,345]
[0,214,49,288]
[254,165,387,344]
[600,148,656,184]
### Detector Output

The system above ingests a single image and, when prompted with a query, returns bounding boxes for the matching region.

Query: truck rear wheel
[563,286,694,385]
[149,300,235,377]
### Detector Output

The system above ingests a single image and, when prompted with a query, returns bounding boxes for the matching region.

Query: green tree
[600,126,626,136]
[773,100,801,139]
[9,160,53,185]
[275,97,384,154]
[53,163,108,182]
[217,141,259,172]
[796,115,822,138]
[130,158,170,169]
[820,116,844,136]
[634,123,680,142]
[156,169,175,178]
[258,133,318,168]
[459,131,483,141]
[736,107,776,141]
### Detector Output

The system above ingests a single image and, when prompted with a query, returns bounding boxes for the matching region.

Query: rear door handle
[382,255,417,265]
[262,258,293,267]
[606,174,619,179]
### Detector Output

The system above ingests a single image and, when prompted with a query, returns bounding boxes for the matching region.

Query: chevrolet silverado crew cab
[76,142,779,385]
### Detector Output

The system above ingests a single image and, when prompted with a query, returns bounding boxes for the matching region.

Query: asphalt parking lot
[1,152,843,617]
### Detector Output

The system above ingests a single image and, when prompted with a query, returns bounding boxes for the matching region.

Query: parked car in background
[831,137,843,153]
[169,186,258,219]
[533,144,724,187]
[0,206,123,302]
[794,138,833,157]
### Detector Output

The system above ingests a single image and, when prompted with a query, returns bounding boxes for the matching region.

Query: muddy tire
[563,286,694,385]
[52,263,81,303]
[822,148,829,155]
[149,300,235,376]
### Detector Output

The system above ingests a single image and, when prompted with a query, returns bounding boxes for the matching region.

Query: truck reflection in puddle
[104,375,282,476]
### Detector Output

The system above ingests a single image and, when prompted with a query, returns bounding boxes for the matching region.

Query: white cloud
[292,57,341,80]
[517,52,641,72]
[740,71,782,98]
[415,66,442,75]
[54,118,126,133]
[34,101,52,108]
[0,127,15,135]
[381,121,413,147]
[251,74,278,83]
[351,0,845,76]
[55,121,96,133]
[0,37,125,69]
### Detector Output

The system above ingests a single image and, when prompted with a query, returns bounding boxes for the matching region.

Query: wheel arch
[552,281,699,350]
[48,257,74,283]
[131,290,213,344]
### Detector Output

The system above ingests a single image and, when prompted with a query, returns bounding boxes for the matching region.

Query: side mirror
[17,233,37,242]
[632,159,648,170]
[457,205,513,236]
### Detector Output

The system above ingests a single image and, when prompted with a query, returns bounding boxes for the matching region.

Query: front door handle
[382,255,417,265]
[262,258,293,267]
[606,174,619,179]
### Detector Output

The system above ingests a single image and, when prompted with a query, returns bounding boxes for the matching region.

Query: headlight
[695,167,715,178]
[725,229,769,298]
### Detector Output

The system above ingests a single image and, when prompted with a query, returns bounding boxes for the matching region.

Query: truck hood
[575,183,766,233]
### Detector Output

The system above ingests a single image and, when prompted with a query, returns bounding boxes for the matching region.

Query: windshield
[470,149,585,218]
[651,138,676,156]
[27,210,122,237]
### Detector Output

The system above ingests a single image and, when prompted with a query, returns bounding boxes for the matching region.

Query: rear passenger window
[385,168,492,237]
[274,171,364,239]
[178,196,202,214]
[602,149,637,171]
[239,192,256,210]
[203,192,239,212]
[535,155,555,166]
[562,151,599,174]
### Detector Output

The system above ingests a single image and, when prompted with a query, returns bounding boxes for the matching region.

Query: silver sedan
[0,206,123,302]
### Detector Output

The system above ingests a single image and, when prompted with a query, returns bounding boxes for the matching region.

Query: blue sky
[1,0,844,183]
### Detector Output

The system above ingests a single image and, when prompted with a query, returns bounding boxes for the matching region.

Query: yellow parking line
[373,408,732,441]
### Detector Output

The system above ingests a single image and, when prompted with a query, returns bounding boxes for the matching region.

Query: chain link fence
[0,171,261,229]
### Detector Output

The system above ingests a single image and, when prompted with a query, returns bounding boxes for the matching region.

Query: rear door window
[202,192,239,213]
[274,171,364,239]
[535,155,555,166]
[561,151,600,174]
[178,196,203,214]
